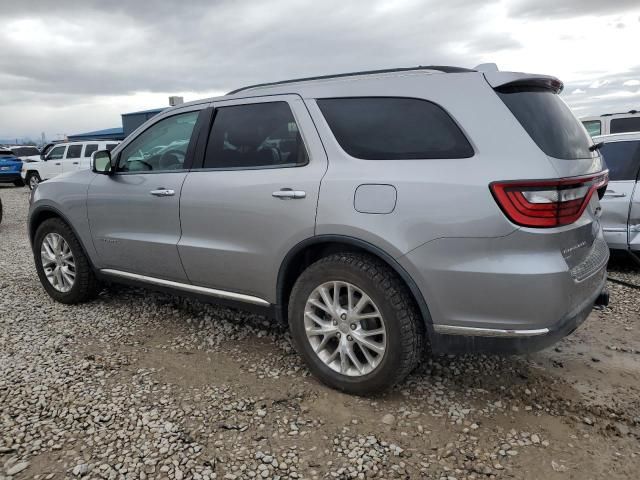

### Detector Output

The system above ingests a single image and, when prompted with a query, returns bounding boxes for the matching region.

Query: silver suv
[29,66,610,394]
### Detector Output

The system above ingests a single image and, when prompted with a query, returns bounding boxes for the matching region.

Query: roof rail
[601,110,640,117]
[226,65,476,95]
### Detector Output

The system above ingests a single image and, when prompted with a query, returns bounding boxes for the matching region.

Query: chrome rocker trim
[433,324,549,338]
[100,269,270,306]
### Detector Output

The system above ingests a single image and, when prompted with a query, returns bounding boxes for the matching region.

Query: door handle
[272,189,306,199]
[55,162,61,165]
[604,190,626,198]
[72,162,79,165]
[150,189,175,197]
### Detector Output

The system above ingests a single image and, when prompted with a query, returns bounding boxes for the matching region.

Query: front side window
[84,144,99,157]
[203,102,308,169]
[46,146,66,160]
[317,97,473,160]
[600,140,640,181]
[610,117,640,134]
[582,120,602,137]
[106,143,118,152]
[66,145,83,159]
[117,112,198,172]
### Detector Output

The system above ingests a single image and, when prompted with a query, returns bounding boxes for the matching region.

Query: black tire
[33,218,100,304]
[26,172,41,190]
[288,252,424,395]
[13,178,24,187]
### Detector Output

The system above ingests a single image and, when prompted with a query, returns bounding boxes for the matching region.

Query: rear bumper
[428,273,607,354]
[398,224,609,353]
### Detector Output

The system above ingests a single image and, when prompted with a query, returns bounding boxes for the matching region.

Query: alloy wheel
[41,233,76,292]
[304,281,387,377]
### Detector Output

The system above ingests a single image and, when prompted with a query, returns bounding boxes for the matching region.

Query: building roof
[67,127,124,140]
[121,108,166,117]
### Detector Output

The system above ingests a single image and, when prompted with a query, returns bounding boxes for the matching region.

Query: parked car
[28,66,610,394]
[581,110,640,137]
[10,145,41,160]
[0,149,25,186]
[21,140,119,189]
[594,132,640,257]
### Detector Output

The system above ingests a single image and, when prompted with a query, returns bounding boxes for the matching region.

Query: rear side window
[600,140,640,181]
[317,97,473,160]
[84,144,99,157]
[582,120,602,137]
[203,102,308,169]
[610,117,640,134]
[497,88,595,160]
[66,145,83,159]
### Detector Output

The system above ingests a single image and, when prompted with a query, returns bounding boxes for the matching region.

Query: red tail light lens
[490,171,608,228]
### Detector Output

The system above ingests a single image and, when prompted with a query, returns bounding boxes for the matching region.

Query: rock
[531,434,540,444]
[7,462,30,476]
[381,414,396,426]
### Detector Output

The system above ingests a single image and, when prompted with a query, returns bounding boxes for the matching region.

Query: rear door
[87,108,203,281]
[81,143,100,171]
[599,140,640,249]
[178,96,327,302]
[63,144,83,173]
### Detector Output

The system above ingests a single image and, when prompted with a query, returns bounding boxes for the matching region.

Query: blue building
[67,107,165,142]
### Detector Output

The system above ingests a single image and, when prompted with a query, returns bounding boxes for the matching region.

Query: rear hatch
[0,151,22,171]
[485,72,608,278]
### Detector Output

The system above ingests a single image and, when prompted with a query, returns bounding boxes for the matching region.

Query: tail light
[490,171,608,228]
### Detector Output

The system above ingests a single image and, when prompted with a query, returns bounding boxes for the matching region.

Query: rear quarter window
[610,117,640,134]
[497,88,595,160]
[317,97,473,160]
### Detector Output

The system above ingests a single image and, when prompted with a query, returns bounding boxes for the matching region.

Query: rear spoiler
[483,71,563,94]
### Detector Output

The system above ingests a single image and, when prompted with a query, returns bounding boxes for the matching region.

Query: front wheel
[288,253,424,394]
[33,218,99,304]
[26,172,41,190]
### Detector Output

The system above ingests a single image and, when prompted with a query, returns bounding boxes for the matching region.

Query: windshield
[497,87,596,160]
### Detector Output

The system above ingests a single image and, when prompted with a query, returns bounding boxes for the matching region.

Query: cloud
[508,0,640,19]
[624,80,640,86]
[571,88,586,94]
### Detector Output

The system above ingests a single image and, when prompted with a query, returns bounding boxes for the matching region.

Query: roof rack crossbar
[226,65,475,95]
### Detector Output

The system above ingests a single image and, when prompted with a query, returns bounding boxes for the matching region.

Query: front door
[178,96,328,302]
[87,109,202,281]
[41,144,66,179]
[599,139,640,250]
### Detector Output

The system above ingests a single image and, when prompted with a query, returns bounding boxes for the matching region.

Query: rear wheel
[33,218,99,304]
[26,172,41,190]
[288,252,423,394]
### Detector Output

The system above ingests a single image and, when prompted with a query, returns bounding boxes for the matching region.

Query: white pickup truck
[596,132,640,261]
[21,140,119,190]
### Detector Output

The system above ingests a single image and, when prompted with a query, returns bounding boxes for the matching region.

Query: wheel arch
[29,205,97,270]
[276,235,434,333]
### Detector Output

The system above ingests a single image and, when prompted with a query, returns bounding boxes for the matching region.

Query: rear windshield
[610,117,640,134]
[12,147,40,156]
[317,97,474,160]
[600,140,640,181]
[497,88,595,160]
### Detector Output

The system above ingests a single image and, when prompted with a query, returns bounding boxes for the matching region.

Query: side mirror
[40,153,47,161]
[92,150,113,174]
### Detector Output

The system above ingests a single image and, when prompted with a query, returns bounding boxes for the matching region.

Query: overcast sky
[1,0,639,141]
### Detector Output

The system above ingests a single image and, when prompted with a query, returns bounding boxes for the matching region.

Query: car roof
[593,132,640,142]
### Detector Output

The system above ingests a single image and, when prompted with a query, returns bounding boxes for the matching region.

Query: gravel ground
[1,185,639,480]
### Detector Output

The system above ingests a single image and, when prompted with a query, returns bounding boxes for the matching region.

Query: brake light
[490,171,608,228]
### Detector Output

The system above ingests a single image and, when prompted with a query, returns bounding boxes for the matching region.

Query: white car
[21,140,119,190]
[581,110,640,136]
